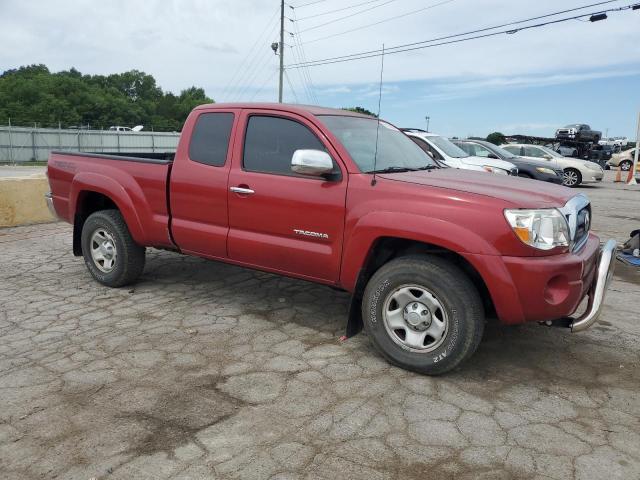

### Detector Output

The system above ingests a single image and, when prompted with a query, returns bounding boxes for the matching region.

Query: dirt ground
[1,171,639,479]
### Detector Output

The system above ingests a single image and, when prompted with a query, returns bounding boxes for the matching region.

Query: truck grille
[559,195,591,252]
[574,205,591,250]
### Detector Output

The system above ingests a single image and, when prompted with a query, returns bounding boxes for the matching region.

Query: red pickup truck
[46,103,616,374]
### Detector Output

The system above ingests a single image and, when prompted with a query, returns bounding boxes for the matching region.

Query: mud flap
[345,292,364,338]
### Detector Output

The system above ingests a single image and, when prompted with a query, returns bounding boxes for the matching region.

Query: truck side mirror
[291,149,334,177]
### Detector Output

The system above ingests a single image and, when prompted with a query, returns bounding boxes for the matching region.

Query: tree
[0,65,213,131]
[486,132,506,145]
[342,106,378,117]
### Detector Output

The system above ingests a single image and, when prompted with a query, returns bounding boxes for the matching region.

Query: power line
[220,7,279,100]
[297,0,617,62]
[295,0,392,21]
[287,1,631,68]
[297,0,398,33]
[250,69,279,101]
[290,0,331,8]
[233,53,276,101]
[284,70,301,102]
[299,0,456,44]
[290,8,319,103]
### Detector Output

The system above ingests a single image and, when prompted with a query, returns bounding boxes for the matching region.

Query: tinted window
[189,112,234,166]
[454,142,474,155]
[524,146,544,158]
[410,137,442,160]
[470,144,493,157]
[243,116,326,175]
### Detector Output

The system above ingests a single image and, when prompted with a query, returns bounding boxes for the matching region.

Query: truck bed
[47,150,175,248]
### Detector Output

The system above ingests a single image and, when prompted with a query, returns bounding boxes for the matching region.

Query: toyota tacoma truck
[46,103,616,375]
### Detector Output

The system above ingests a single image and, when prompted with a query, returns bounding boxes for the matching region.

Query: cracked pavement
[1,173,639,479]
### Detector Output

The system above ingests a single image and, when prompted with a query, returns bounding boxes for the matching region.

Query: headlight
[483,166,509,175]
[504,209,570,250]
[535,167,557,175]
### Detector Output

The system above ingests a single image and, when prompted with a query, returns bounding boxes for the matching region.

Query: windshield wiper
[416,164,439,170]
[368,166,418,174]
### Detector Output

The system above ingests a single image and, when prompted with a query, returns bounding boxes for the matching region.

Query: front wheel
[81,209,145,287]
[362,255,484,375]
[620,160,632,171]
[563,168,582,187]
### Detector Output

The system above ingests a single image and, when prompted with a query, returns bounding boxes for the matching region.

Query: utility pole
[278,0,285,103]
[425,116,430,132]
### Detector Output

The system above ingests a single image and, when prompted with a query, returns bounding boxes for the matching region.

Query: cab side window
[524,146,543,158]
[243,115,329,176]
[189,112,235,167]
[410,137,442,160]
[471,144,492,157]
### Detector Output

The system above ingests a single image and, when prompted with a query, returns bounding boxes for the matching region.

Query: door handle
[230,186,255,195]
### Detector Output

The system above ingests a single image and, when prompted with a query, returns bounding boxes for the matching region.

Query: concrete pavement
[0,173,639,479]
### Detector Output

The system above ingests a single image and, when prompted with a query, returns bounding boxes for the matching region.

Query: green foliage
[342,106,378,117]
[0,65,213,131]
[486,132,506,145]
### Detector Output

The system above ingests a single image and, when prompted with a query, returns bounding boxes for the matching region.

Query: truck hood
[379,168,574,208]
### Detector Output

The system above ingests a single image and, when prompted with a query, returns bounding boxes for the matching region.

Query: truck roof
[193,102,374,119]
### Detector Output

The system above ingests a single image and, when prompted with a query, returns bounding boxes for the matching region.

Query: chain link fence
[0,125,180,164]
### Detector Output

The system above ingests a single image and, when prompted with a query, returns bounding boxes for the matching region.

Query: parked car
[46,103,615,375]
[607,148,638,171]
[599,137,628,148]
[452,139,563,184]
[108,126,132,132]
[556,145,578,157]
[588,144,614,167]
[402,129,518,176]
[555,124,602,143]
[501,144,604,187]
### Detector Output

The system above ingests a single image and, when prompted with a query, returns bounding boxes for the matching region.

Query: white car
[501,144,604,187]
[403,129,518,176]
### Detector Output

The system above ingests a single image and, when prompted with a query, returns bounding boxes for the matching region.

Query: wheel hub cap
[90,229,117,273]
[404,302,431,330]
[382,285,449,353]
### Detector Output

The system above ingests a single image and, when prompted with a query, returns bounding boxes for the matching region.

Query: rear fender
[70,172,146,245]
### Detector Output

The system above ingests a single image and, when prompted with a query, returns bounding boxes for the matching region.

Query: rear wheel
[362,255,484,375]
[563,168,581,187]
[517,172,532,179]
[81,209,145,287]
[620,160,632,171]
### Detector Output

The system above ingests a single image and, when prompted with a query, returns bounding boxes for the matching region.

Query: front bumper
[569,239,616,331]
[583,169,604,183]
[471,235,615,328]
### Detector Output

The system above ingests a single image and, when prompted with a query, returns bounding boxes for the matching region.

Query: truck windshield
[319,115,437,173]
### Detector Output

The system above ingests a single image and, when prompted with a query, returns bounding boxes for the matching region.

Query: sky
[1,0,639,138]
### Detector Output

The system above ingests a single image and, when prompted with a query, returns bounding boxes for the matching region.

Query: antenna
[371,43,385,186]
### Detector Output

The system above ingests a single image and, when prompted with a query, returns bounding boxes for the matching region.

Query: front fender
[340,211,501,292]
[70,172,147,245]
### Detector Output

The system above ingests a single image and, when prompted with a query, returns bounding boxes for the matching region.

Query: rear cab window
[189,112,235,166]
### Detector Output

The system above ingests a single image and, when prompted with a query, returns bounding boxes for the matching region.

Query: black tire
[517,172,533,179]
[562,168,582,187]
[81,209,145,287]
[620,160,632,172]
[362,255,484,375]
